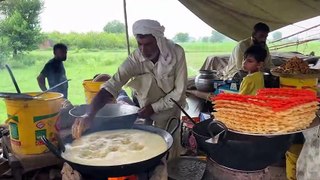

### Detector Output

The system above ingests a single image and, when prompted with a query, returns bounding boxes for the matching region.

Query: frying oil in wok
[62,129,167,166]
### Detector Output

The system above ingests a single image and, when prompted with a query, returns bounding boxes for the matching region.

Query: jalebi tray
[211,88,320,136]
[225,116,320,137]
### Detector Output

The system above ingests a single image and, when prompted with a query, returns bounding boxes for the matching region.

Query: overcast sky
[40,0,320,39]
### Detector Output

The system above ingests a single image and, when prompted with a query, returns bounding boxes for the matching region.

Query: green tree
[0,37,10,68]
[0,0,44,56]
[173,32,190,42]
[103,20,125,34]
[210,30,226,43]
[272,31,283,40]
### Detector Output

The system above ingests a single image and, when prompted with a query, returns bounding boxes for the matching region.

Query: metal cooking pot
[69,104,140,129]
[195,70,219,92]
[192,119,293,171]
[42,118,179,179]
[170,98,292,171]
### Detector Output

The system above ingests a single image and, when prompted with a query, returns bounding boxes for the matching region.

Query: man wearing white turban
[72,19,187,159]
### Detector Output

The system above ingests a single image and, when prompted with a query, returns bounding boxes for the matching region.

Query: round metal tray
[226,116,320,137]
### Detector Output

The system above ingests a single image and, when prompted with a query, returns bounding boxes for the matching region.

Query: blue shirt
[41,58,68,98]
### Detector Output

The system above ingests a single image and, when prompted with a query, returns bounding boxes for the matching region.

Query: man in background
[37,43,69,98]
[222,22,274,80]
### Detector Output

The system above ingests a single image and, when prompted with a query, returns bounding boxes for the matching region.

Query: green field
[0,41,319,123]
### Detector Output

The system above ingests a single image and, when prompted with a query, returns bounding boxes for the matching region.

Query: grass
[0,41,319,123]
[0,48,216,123]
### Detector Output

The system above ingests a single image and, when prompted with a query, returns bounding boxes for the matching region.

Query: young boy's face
[242,55,263,73]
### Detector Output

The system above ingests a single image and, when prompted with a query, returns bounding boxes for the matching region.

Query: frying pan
[41,118,179,179]
[192,119,293,171]
[170,98,293,170]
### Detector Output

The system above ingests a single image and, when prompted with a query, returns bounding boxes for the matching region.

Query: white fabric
[104,19,187,114]
[103,20,187,159]
[102,43,187,113]
[132,19,165,38]
[132,19,175,73]
[296,127,320,180]
[178,0,320,41]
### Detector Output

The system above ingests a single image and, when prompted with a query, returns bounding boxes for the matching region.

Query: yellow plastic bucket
[4,92,63,155]
[82,79,104,104]
[280,77,318,93]
[285,144,303,180]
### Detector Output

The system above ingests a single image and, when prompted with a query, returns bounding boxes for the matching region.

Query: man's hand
[71,89,114,139]
[71,114,92,139]
[138,104,155,118]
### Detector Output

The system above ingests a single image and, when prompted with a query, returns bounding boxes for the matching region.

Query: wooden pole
[123,0,130,55]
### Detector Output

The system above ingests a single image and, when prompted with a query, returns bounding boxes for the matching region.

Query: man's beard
[145,52,159,61]
[253,39,266,47]
[140,49,160,62]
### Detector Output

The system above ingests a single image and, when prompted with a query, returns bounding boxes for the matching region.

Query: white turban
[132,19,175,70]
[132,19,165,38]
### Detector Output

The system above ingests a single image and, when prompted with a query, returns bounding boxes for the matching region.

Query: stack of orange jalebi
[212,88,319,134]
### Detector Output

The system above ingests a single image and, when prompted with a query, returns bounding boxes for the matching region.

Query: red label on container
[35,140,45,146]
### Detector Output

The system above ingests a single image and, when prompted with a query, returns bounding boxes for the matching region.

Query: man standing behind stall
[72,19,187,159]
[37,43,69,98]
[222,22,274,80]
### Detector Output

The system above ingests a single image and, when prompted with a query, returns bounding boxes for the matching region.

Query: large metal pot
[42,118,179,179]
[69,104,140,129]
[192,119,293,171]
[195,70,219,92]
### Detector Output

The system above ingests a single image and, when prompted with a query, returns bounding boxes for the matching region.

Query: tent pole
[271,23,320,43]
[123,0,130,55]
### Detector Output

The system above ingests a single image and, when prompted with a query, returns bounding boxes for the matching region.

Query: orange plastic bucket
[82,79,104,104]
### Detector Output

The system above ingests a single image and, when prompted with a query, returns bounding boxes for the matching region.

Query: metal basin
[69,104,139,130]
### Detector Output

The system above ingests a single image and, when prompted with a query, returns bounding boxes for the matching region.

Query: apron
[127,73,181,159]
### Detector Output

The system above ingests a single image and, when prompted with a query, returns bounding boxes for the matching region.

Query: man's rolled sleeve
[101,57,137,98]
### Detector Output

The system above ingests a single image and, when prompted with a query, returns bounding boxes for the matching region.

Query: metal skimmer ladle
[170,98,227,144]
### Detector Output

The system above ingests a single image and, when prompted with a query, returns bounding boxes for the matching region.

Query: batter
[62,129,167,166]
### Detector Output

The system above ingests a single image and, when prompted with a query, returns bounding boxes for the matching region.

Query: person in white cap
[72,19,187,159]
